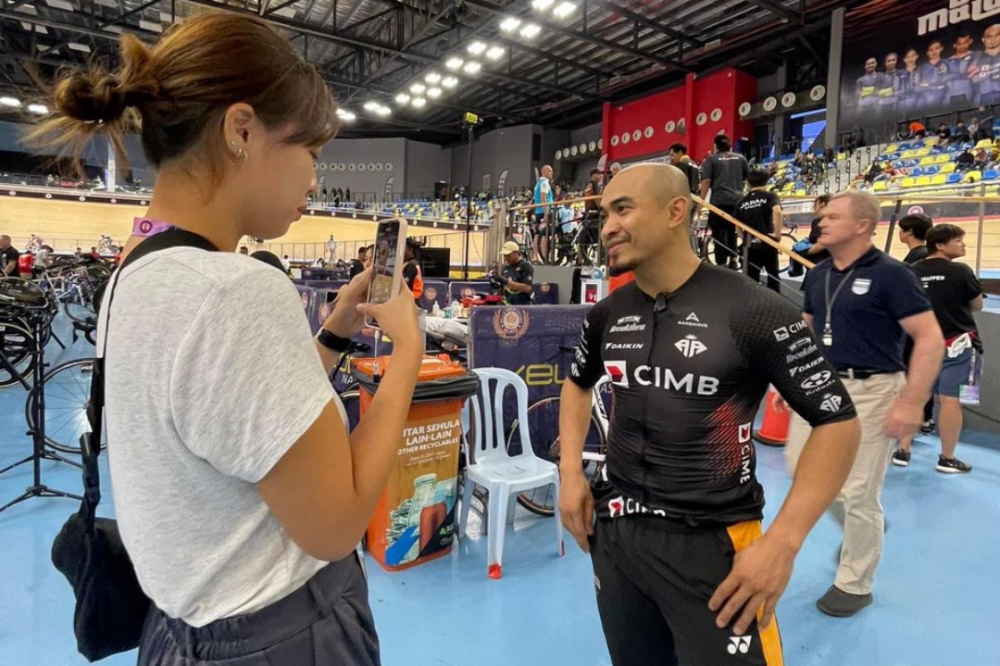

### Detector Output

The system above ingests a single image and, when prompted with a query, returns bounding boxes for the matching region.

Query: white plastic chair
[459,367,564,579]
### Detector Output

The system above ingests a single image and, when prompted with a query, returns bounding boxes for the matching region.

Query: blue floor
[1,317,998,666]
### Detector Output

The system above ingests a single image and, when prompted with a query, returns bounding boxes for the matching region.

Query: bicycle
[504,345,610,516]
[97,234,120,255]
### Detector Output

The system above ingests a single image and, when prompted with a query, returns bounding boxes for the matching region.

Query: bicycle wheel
[64,289,97,325]
[506,396,606,517]
[25,357,101,454]
[0,320,36,388]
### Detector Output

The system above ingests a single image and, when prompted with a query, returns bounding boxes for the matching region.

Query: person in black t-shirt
[897,213,932,264]
[492,241,533,305]
[894,224,983,473]
[348,246,367,280]
[699,135,749,268]
[734,169,782,293]
[0,235,21,277]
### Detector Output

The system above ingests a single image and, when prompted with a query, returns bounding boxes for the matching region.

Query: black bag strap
[80,229,219,532]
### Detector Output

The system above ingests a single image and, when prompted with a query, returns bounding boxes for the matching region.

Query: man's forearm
[508,280,532,294]
[767,418,861,551]
[699,181,711,200]
[558,380,593,475]
[901,334,945,405]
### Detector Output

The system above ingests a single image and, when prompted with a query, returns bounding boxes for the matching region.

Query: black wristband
[316,328,353,353]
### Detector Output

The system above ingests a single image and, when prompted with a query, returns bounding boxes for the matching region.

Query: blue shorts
[934,347,983,398]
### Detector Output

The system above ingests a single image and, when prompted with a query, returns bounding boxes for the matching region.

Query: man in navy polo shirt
[785,190,944,618]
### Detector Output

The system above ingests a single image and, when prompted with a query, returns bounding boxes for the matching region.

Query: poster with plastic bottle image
[373,413,463,569]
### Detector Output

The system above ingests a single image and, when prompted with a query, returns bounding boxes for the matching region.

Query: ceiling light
[532,0,556,10]
[425,72,441,84]
[395,93,410,104]
[499,17,522,32]
[446,57,464,70]
[375,106,391,117]
[442,76,458,88]
[27,103,48,114]
[0,97,22,108]
[138,19,163,33]
[68,42,92,53]
[339,111,356,122]
[15,4,38,15]
[520,23,542,39]
[553,1,577,18]
[45,0,75,11]
[363,100,379,111]
[486,46,505,60]
[463,61,482,74]
[467,41,487,55]
[427,88,442,99]
[410,82,426,94]
[412,98,426,109]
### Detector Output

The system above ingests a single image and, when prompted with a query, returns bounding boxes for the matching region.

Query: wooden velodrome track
[1,192,999,272]
[0,194,488,265]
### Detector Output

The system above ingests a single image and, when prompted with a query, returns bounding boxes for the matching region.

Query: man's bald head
[542,164,553,178]
[602,163,691,210]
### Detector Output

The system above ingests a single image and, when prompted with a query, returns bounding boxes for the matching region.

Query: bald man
[533,164,555,262]
[559,164,861,666]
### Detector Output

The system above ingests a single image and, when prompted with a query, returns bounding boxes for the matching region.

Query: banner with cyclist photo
[838,0,1000,135]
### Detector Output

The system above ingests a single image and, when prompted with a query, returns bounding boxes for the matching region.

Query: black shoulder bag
[51,229,218,662]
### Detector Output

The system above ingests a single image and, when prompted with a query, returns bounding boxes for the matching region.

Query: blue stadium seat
[910,166,924,176]
[926,165,941,175]
[985,169,999,180]
[948,173,963,183]
[930,146,943,154]
[899,142,912,150]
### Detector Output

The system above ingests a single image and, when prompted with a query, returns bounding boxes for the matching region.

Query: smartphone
[366,218,408,329]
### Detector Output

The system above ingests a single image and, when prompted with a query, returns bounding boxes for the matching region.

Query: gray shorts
[138,554,379,666]
[934,347,983,398]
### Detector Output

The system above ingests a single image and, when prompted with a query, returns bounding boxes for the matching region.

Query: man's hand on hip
[709,533,797,635]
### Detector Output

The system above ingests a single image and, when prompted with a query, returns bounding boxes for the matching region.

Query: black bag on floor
[51,229,217,661]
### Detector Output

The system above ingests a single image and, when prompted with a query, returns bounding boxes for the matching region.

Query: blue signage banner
[468,305,591,458]
[420,280,450,311]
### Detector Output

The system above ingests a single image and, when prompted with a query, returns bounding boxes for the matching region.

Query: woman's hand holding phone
[355,280,421,350]
[320,267,372,339]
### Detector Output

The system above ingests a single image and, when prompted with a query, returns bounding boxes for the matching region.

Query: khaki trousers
[785,373,905,595]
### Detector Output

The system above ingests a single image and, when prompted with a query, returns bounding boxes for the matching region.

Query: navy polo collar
[831,246,881,273]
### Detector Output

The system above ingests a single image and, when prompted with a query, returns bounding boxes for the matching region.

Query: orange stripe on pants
[726,521,785,666]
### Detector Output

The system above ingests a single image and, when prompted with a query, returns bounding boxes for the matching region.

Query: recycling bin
[352,356,479,572]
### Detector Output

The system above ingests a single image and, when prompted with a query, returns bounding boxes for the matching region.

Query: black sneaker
[891,449,911,467]
[920,420,935,434]
[936,456,972,474]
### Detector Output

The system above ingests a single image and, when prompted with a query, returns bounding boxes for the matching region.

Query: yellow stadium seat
[915,147,932,157]
[919,156,937,166]
[873,181,888,192]
[915,175,932,187]
[966,170,983,182]
[975,138,993,149]
[886,143,899,153]
[935,153,952,163]
[901,177,916,188]
[941,162,957,173]
[924,135,939,145]
[901,150,915,159]
[931,174,948,185]
[837,152,847,161]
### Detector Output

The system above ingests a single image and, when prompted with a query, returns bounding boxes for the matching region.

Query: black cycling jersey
[569,263,857,526]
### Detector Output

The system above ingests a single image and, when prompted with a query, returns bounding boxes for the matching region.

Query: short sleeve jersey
[734,190,781,237]
[502,258,534,305]
[569,264,856,526]
[700,152,749,206]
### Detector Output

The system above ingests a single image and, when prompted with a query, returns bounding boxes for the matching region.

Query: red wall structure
[600,68,757,164]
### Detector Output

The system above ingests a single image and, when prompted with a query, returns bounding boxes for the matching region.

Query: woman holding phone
[31,13,420,666]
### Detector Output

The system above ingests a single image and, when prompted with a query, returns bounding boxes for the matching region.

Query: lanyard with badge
[822,268,855,347]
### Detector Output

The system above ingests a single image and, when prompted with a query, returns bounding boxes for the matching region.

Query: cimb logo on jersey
[609,315,645,333]
[604,361,720,395]
[608,495,667,519]
[773,320,808,341]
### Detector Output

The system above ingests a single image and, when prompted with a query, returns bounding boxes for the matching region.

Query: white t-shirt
[99,247,341,627]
